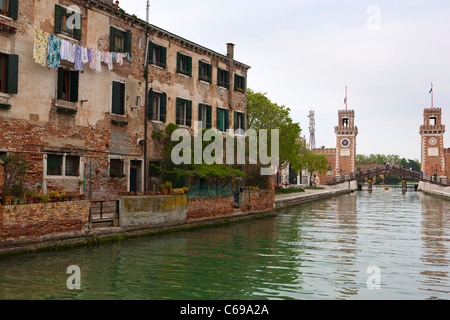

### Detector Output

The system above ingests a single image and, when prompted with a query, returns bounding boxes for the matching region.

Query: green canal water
[1,187,449,300]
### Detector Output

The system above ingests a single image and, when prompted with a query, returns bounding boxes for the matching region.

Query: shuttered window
[176,53,192,77]
[198,103,212,129]
[198,61,212,83]
[148,89,167,122]
[0,0,18,20]
[0,53,18,95]
[148,42,167,69]
[57,68,79,102]
[234,74,246,93]
[216,107,229,132]
[54,4,82,40]
[111,81,126,115]
[176,98,192,127]
[110,27,132,53]
[234,111,245,132]
[217,68,229,89]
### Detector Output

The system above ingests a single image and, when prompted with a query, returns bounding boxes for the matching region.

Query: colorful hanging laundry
[33,28,50,66]
[74,45,83,71]
[46,34,61,68]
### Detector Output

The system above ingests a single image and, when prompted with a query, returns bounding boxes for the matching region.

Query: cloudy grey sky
[120,0,450,161]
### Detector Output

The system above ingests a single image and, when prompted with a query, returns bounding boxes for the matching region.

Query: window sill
[45,175,81,179]
[57,33,79,43]
[177,72,191,78]
[151,120,163,124]
[150,63,166,70]
[54,99,78,114]
[199,80,211,85]
[218,85,229,91]
[0,14,13,22]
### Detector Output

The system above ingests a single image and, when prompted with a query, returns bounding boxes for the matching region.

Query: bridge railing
[324,165,450,187]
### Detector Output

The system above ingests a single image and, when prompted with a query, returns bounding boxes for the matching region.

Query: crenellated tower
[335,109,358,176]
[420,108,446,177]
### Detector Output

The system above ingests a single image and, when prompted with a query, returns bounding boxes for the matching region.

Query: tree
[299,150,329,184]
[246,89,302,169]
[0,153,30,197]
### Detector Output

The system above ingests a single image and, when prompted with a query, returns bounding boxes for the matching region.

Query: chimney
[115,0,119,9]
[226,43,235,60]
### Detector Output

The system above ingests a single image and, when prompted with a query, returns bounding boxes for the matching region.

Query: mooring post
[402,179,407,192]
[368,177,373,193]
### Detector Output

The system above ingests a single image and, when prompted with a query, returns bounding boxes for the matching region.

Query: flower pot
[79,194,85,200]
[4,196,13,205]
[162,189,169,195]
[27,197,34,204]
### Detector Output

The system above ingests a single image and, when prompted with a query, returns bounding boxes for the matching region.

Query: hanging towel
[89,49,97,69]
[46,34,61,68]
[87,48,92,62]
[107,52,113,71]
[33,28,50,66]
[68,43,75,63]
[81,47,89,64]
[96,50,102,71]
[74,45,83,71]
[60,39,70,61]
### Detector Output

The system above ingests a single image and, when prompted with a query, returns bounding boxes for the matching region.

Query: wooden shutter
[216,108,220,131]
[57,68,64,100]
[176,98,181,125]
[124,31,132,53]
[5,54,19,94]
[241,112,245,131]
[147,88,153,120]
[112,82,122,114]
[186,100,192,127]
[110,27,116,52]
[198,103,203,122]
[160,46,167,69]
[234,111,238,131]
[69,71,79,102]
[148,42,154,64]
[207,64,212,83]
[206,105,212,129]
[225,109,229,130]
[54,5,64,34]
[234,74,238,91]
[187,56,192,77]
[160,93,167,122]
[9,0,19,20]
[176,53,181,73]
[73,12,82,41]
[198,62,203,80]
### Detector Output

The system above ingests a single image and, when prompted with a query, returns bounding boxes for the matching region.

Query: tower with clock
[419,108,446,177]
[335,109,358,176]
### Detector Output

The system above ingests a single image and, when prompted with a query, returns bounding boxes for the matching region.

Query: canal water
[1,186,449,300]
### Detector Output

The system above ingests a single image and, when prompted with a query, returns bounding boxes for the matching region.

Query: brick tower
[420,108,446,177]
[335,109,358,176]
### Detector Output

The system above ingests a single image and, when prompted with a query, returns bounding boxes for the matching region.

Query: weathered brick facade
[0,200,90,241]
[0,0,250,200]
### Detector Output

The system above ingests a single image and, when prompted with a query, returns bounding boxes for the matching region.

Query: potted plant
[2,186,13,205]
[1,154,29,205]
[24,190,34,204]
[160,181,172,195]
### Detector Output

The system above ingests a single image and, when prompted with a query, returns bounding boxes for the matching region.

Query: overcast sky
[120,0,450,161]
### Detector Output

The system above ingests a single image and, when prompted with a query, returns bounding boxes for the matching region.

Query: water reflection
[0,187,449,299]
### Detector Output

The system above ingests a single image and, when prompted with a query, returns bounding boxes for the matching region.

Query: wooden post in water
[402,179,407,192]
[368,178,373,193]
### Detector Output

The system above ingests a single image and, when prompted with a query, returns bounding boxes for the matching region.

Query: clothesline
[33,27,130,72]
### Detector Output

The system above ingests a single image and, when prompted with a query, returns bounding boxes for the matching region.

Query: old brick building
[0,0,250,200]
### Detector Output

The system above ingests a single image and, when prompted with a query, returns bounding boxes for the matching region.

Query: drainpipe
[143,0,150,192]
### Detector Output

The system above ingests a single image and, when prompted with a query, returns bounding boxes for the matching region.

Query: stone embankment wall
[0,200,90,241]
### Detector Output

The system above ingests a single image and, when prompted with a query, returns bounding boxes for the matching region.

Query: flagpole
[345,85,348,110]
[431,83,433,109]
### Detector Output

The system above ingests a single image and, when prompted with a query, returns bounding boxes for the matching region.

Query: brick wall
[0,200,90,241]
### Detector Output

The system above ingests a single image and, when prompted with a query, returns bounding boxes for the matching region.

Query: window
[216,107,229,132]
[430,117,437,125]
[176,53,192,77]
[198,61,212,83]
[110,159,125,178]
[176,98,192,126]
[110,27,132,53]
[342,117,349,126]
[112,81,125,115]
[57,68,79,102]
[234,111,245,132]
[234,74,246,93]
[217,68,229,89]
[0,53,18,94]
[198,103,212,129]
[46,154,80,177]
[54,4,82,40]
[148,89,167,122]
[149,42,167,69]
[0,0,18,20]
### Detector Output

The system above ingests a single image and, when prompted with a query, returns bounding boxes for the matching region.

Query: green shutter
[57,68,64,100]
[241,112,245,131]
[112,82,122,114]
[161,46,167,69]
[148,42,154,65]
[110,27,116,52]
[217,68,221,86]
[198,61,203,79]
[234,74,238,91]
[124,31,132,53]
[69,71,79,102]
[176,98,181,125]
[147,88,153,120]
[9,0,19,20]
[186,100,192,127]
[234,111,238,131]
[73,12,82,40]
[176,53,181,73]
[5,54,19,94]
[198,103,203,122]
[206,105,212,129]
[216,108,220,131]
[54,5,63,34]
[225,109,229,131]
[160,93,167,122]
[187,56,192,77]
[207,64,212,83]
